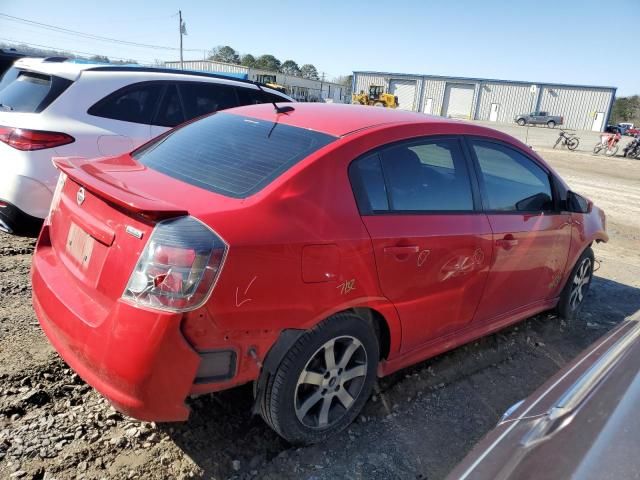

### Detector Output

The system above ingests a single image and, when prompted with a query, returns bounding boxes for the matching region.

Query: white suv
[0,58,293,235]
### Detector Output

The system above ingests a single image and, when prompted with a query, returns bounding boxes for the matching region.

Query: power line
[0,13,202,52]
[0,37,155,64]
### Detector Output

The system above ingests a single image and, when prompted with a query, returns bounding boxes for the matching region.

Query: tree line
[208,45,320,81]
[611,96,640,126]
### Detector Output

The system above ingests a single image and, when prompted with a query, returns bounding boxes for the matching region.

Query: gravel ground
[1,147,639,480]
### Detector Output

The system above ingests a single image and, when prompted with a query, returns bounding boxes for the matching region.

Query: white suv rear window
[0,70,71,113]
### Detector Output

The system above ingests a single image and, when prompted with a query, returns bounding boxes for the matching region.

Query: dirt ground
[1,146,639,480]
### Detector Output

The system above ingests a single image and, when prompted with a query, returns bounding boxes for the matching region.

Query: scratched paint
[235,276,257,307]
[337,279,356,295]
[417,249,431,267]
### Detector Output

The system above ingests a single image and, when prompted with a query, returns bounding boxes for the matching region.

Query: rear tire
[547,120,556,128]
[517,118,526,126]
[567,137,580,151]
[593,144,603,155]
[259,312,379,445]
[557,247,594,321]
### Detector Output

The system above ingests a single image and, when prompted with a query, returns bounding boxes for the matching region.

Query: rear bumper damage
[32,226,201,421]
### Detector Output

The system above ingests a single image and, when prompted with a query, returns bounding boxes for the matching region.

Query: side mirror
[566,191,592,214]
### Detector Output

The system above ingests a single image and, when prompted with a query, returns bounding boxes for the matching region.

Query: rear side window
[350,138,474,213]
[154,84,184,127]
[178,82,238,119]
[382,139,474,211]
[133,113,335,198]
[0,70,72,113]
[471,140,553,212]
[349,153,389,213]
[88,83,163,124]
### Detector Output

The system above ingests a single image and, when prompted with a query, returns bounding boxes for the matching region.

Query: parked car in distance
[625,126,640,137]
[605,124,623,135]
[515,111,564,128]
[447,312,640,480]
[618,122,634,134]
[32,103,607,445]
[0,57,292,235]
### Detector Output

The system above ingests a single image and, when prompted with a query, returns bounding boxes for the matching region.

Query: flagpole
[179,10,183,70]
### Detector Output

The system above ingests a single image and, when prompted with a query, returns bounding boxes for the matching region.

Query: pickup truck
[514,111,564,128]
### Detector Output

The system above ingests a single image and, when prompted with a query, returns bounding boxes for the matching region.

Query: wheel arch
[252,305,398,413]
[349,307,391,360]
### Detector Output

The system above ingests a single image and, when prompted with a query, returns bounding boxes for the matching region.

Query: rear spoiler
[53,156,188,218]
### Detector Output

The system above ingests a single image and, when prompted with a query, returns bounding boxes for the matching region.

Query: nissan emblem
[76,187,85,206]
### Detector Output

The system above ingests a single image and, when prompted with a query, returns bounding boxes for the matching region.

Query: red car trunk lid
[47,156,188,313]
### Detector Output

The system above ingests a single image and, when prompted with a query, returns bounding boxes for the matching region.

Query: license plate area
[66,222,94,268]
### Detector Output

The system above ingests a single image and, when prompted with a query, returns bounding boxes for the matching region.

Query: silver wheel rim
[294,335,368,429]
[569,258,592,310]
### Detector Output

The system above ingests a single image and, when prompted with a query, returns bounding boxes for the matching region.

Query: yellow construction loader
[351,85,398,108]
[265,82,288,94]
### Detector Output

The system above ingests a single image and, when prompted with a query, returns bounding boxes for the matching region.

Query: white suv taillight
[123,216,227,312]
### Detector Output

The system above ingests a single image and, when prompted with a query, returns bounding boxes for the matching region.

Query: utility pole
[179,10,183,69]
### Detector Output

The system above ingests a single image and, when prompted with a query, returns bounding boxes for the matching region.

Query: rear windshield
[133,112,336,198]
[0,70,72,113]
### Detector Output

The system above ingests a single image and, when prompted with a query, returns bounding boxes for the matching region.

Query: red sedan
[31,103,607,444]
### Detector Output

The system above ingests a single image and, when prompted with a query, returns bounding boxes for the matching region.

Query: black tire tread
[557,247,594,320]
[259,312,377,444]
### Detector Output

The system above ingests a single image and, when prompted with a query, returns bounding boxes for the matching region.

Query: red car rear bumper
[31,229,201,421]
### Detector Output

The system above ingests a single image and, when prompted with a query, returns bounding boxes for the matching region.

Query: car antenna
[255,82,294,114]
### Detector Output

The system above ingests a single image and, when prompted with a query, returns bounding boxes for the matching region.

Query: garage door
[389,79,416,111]
[443,83,475,119]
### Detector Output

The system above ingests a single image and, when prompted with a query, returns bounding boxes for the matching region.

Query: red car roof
[224,103,463,137]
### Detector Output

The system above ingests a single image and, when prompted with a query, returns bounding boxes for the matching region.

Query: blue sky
[1,0,638,95]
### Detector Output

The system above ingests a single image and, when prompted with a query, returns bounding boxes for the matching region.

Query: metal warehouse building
[352,71,616,132]
[166,60,348,103]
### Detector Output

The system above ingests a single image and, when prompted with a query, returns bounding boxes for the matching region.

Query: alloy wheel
[294,336,368,429]
[569,258,592,309]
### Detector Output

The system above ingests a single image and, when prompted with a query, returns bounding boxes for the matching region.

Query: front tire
[557,247,594,321]
[567,137,580,150]
[605,145,619,157]
[259,312,379,445]
[593,143,603,155]
[547,120,556,128]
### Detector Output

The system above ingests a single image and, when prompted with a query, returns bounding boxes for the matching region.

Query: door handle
[496,235,519,250]
[384,245,419,261]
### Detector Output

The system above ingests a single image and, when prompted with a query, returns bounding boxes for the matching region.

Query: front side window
[133,113,336,198]
[381,139,474,212]
[471,140,553,212]
[88,83,163,124]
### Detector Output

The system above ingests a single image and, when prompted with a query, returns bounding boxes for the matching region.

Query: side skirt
[377,298,558,377]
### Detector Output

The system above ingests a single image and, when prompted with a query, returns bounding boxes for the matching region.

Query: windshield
[133,112,336,198]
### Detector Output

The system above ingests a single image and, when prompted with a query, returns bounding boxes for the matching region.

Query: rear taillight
[122,216,227,312]
[0,125,74,151]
